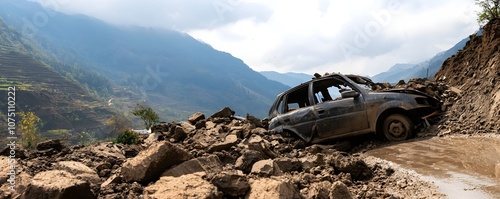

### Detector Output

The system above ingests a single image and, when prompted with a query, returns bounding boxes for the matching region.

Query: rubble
[121,141,191,184]
[0,107,449,198]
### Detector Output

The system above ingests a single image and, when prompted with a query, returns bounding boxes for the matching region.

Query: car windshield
[345,75,374,92]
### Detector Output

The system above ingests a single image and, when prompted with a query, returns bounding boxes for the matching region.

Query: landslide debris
[0,107,442,199]
[435,19,500,135]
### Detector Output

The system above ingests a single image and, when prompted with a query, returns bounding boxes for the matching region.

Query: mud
[366,136,500,198]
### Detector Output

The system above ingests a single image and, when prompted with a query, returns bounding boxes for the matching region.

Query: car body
[267,73,442,143]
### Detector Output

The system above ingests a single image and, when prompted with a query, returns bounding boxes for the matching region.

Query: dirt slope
[435,19,500,134]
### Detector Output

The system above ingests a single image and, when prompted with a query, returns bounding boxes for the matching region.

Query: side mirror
[341,90,359,98]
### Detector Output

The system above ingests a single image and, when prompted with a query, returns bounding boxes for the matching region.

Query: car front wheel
[382,114,414,141]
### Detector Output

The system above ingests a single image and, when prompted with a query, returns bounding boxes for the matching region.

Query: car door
[275,84,317,142]
[312,78,369,138]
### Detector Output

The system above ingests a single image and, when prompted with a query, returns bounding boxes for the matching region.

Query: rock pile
[435,19,500,135]
[1,107,437,198]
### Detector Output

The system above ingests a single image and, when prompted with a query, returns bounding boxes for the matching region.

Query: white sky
[34,0,480,77]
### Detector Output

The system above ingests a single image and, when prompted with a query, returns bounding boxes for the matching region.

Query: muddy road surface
[366,136,500,199]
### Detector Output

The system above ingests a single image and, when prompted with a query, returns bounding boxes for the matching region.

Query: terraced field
[0,44,116,138]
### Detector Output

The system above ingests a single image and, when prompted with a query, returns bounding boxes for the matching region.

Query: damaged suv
[267,73,442,143]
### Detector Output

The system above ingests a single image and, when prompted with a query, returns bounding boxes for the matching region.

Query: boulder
[188,112,205,124]
[274,157,302,172]
[162,155,222,177]
[235,150,267,173]
[144,172,221,199]
[208,134,238,152]
[54,161,100,184]
[37,139,65,151]
[211,170,250,197]
[210,107,234,118]
[331,181,353,199]
[301,154,325,171]
[250,159,283,177]
[23,170,94,199]
[121,141,191,184]
[245,178,301,199]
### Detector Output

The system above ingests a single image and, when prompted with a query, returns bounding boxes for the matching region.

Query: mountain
[0,0,289,120]
[435,19,500,134]
[260,71,311,87]
[372,37,469,83]
[0,18,116,140]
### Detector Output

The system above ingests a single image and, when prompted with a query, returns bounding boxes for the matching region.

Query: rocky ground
[1,105,451,199]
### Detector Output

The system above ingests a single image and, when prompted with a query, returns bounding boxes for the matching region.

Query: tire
[382,114,414,141]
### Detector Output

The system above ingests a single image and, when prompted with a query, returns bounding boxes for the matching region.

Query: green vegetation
[18,111,43,149]
[114,129,139,145]
[0,77,33,91]
[132,104,160,129]
[476,0,500,25]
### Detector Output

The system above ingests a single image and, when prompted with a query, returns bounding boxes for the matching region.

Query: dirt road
[366,135,500,198]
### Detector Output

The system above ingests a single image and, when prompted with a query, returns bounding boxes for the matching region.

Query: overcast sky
[35,0,480,76]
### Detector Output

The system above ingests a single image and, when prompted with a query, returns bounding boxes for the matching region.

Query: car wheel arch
[375,108,413,135]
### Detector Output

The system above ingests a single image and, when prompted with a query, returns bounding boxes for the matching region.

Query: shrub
[114,129,139,145]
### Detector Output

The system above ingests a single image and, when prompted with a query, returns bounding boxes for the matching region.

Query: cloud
[35,0,272,30]
[34,0,480,76]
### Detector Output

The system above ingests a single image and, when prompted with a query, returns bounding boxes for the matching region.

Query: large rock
[235,150,267,173]
[188,112,205,124]
[144,172,221,199]
[23,170,94,199]
[300,154,325,171]
[121,141,191,184]
[37,139,65,151]
[331,181,353,199]
[208,134,239,152]
[54,161,100,184]
[162,155,222,177]
[250,159,283,177]
[211,170,250,197]
[245,178,301,199]
[274,157,302,172]
[210,107,235,118]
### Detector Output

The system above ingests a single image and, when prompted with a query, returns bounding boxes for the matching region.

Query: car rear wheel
[382,114,414,141]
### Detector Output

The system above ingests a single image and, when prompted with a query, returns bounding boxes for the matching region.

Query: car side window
[313,78,357,103]
[283,84,310,113]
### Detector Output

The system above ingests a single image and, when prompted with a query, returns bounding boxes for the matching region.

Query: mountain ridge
[0,0,289,120]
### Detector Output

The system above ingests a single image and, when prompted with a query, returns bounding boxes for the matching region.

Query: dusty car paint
[267,73,442,143]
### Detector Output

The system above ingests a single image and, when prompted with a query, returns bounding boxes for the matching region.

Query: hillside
[0,19,116,140]
[372,38,469,83]
[260,71,311,87]
[435,19,500,134]
[0,0,289,120]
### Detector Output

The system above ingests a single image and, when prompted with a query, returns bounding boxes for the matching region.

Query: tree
[18,111,42,149]
[131,104,159,129]
[476,0,500,25]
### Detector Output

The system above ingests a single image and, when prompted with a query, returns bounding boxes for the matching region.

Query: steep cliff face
[435,19,500,134]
